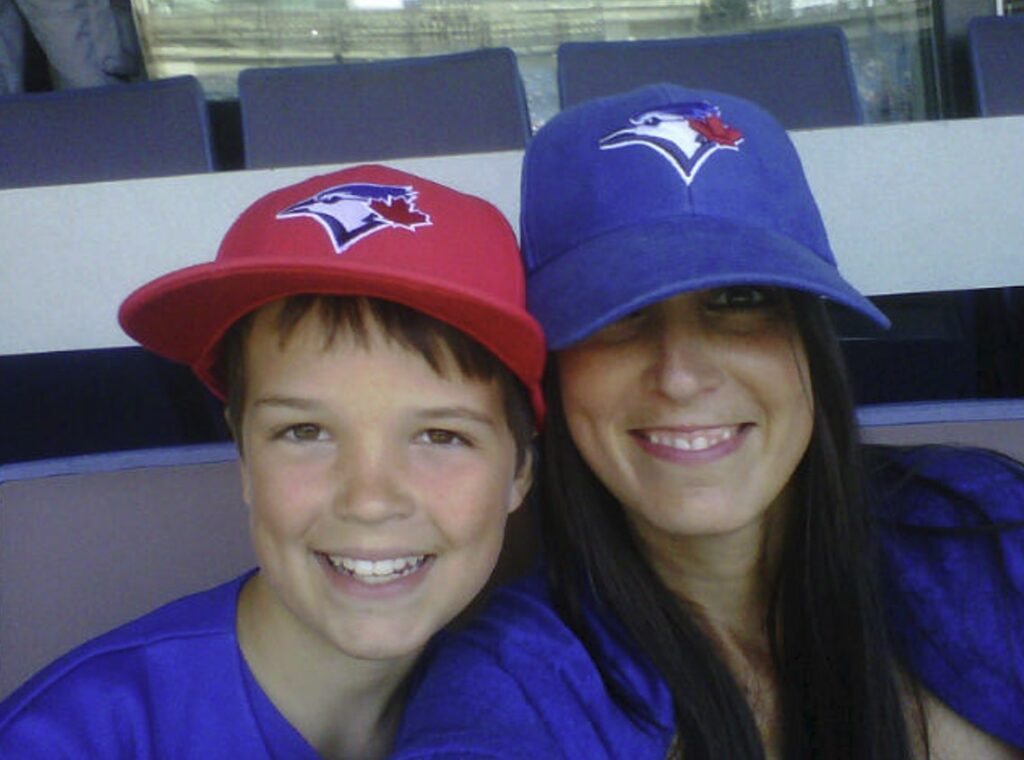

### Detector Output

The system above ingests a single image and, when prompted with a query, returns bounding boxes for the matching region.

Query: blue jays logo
[599,101,743,186]
[277,183,431,253]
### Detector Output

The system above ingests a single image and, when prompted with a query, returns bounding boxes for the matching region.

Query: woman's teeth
[645,426,736,451]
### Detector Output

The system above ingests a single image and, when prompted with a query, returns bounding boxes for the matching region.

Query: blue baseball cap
[520,83,889,349]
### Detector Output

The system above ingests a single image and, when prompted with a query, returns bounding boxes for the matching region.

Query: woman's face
[557,286,813,548]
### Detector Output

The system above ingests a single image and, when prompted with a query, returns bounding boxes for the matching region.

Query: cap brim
[119,258,547,414]
[527,214,890,349]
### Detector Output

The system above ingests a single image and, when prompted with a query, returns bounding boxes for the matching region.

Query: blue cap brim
[528,213,891,350]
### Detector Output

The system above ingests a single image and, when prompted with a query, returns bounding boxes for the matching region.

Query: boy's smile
[236,303,531,663]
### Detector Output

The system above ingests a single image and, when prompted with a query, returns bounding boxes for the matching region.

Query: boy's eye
[282,423,327,442]
[416,429,470,447]
[706,285,778,310]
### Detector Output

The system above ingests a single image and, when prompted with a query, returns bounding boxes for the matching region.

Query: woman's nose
[646,319,725,402]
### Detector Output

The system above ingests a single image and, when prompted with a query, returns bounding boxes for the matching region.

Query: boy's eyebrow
[251,396,323,411]
[250,398,497,427]
[416,406,498,427]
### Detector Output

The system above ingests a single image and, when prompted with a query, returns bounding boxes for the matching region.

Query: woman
[392,86,1024,758]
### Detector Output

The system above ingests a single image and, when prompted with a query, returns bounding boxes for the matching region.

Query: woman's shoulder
[440,573,583,656]
[392,571,674,759]
[408,573,623,707]
[869,443,1024,526]
[0,573,253,755]
[868,446,1024,750]
[918,685,1024,759]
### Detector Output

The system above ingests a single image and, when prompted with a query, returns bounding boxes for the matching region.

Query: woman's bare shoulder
[919,687,1023,760]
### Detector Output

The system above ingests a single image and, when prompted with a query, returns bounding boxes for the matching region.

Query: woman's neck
[632,499,791,757]
[236,572,420,760]
[634,509,782,643]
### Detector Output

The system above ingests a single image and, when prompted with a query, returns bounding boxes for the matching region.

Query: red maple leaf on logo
[370,197,429,229]
[688,115,743,147]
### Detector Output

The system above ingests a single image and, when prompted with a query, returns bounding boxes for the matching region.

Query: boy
[0,164,544,758]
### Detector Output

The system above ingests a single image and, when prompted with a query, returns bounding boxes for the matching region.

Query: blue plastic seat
[239,47,532,169]
[557,26,862,129]
[968,15,1024,117]
[0,75,224,464]
[0,75,214,190]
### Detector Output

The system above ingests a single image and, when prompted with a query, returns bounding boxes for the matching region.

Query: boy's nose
[331,446,414,523]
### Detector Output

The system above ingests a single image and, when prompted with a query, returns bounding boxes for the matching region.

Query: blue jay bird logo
[599,101,743,186]
[277,183,431,253]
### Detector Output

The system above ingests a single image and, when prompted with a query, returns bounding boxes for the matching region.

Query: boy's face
[238,303,531,661]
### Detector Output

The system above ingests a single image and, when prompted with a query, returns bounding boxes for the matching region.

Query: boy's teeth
[646,427,735,452]
[326,554,426,583]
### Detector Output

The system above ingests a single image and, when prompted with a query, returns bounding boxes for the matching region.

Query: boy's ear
[231,413,253,506]
[507,444,535,515]
[225,407,246,461]
[239,457,253,507]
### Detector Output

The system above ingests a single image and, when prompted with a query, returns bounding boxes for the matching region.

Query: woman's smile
[558,288,813,541]
[630,423,750,463]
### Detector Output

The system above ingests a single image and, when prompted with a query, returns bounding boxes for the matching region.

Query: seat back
[966,17,1024,400]
[0,75,214,189]
[557,26,862,129]
[968,15,1024,117]
[239,47,532,169]
[858,399,1024,462]
[0,348,229,465]
[0,444,253,699]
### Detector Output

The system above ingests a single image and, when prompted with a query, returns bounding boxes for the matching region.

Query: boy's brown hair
[218,295,535,471]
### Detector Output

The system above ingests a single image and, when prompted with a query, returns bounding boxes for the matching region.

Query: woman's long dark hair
[538,292,918,759]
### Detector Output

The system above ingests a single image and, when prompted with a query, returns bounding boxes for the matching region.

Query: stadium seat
[0,444,252,699]
[0,75,225,465]
[0,75,215,190]
[968,14,1024,117]
[966,15,1024,398]
[858,398,1024,462]
[557,26,862,129]
[0,348,229,465]
[239,47,532,169]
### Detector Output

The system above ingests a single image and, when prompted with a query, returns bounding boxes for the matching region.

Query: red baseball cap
[119,164,546,422]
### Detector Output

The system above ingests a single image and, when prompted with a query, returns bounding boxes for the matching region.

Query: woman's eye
[591,309,648,342]
[417,429,470,447]
[707,286,778,310]
[282,423,326,442]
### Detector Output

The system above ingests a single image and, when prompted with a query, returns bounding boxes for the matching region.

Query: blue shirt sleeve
[391,575,674,759]
[875,445,1024,749]
[0,573,309,759]
[392,639,565,759]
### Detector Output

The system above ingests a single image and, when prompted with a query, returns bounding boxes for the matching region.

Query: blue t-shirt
[0,571,320,759]
[393,447,1024,757]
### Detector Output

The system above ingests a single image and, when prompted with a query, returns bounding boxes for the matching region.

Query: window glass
[133,0,938,126]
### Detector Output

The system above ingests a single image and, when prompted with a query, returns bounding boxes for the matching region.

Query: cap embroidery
[599,101,743,186]
[277,183,431,253]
